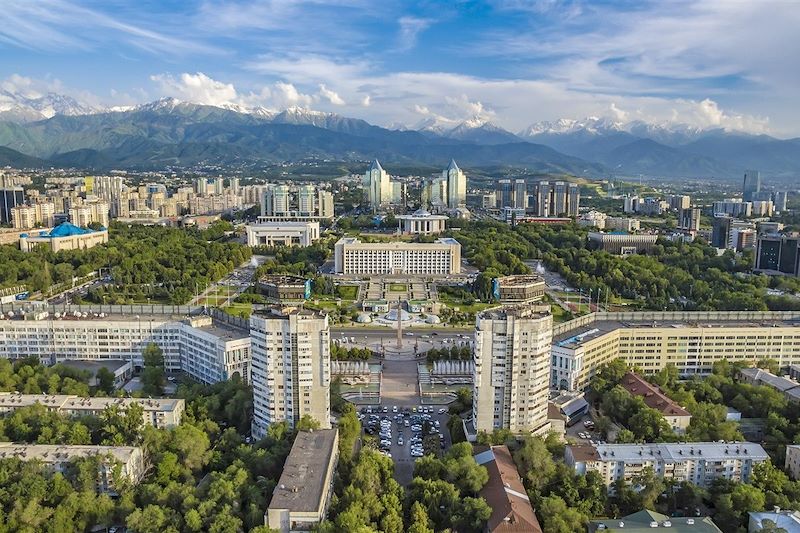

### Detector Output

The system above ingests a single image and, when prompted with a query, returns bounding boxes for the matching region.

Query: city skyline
[1,1,799,136]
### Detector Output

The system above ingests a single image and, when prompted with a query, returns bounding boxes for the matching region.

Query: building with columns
[396,209,448,235]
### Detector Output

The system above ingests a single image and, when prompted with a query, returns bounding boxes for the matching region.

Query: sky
[0,0,798,136]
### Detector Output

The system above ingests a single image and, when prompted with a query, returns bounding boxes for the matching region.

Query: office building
[550,311,800,391]
[591,510,722,533]
[567,441,768,489]
[743,170,761,202]
[0,187,26,225]
[623,195,640,214]
[363,159,392,210]
[0,443,145,494]
[69,199,110,228]
[679,207,701,232]
[496,179,527,209]
[266,429,339,533]
[0,311,251,386]
[396,209,448,235]
[619,372,691,433]
[587,231,658,255]
[668,194,691,211]
[730,227,756,251]
[443,159,467,208]
[250,307,331,438]
[473,305,552,434]
[493,275,546,304]
[245,221,320,247]
[712,199,752,218]
[10,202,56,229]
[475,445,543,533]
[0,393,184,428]
[481,192,497,209]
[333,237,461,275]
[257,275,311,303]
[19,222,108,253]
[755,233,800,275]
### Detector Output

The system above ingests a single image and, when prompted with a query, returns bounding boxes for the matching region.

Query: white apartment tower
[364,159,391,210]
[250,307,332,438]
[473,305,553,434]
[443,159,466,208]
[263,185,291,217]
[298,185,316,216]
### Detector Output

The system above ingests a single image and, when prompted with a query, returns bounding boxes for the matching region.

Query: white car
[438,408,447,414]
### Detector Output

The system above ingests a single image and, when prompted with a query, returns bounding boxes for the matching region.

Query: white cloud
[318,84,345,105]
[397,17,433,51]
[150,72,237,107]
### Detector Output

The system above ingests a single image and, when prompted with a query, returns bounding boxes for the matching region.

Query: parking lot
[360,404,452,485]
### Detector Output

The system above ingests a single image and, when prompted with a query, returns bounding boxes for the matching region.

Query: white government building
[245,221,320,247]
[333,236,461,275]
[0,308,251,386]
[250,307,332,439]
[396,209,448,235]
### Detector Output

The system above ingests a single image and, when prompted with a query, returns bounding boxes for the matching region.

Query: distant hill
[0,146,46,168]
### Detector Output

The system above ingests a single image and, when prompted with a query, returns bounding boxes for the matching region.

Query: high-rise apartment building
[259,185,334,220]
[532,181,579,217]
[743,169,761,202]
[196,178,209,195]
[513,179,527,210]
[94,176,125,217]
[364,159,392,210]
[473,305,552,434]
[496,179,514,209]
[443,159,467,208]
[263,185,291,217]
[11,202,56,229]
[318,190,334,219]
[297,185,315,216]
[755,233,800,276]
[69,200,110,228]
[775,191,789,212]
[668,194,691,211]
[712,199,752,218]
[250,307,332,438]
[679,207,701,232]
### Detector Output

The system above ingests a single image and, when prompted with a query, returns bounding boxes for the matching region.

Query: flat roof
[740,368,800,392]
[0,442,140,463]
[496,275,546,287]
[478,304,550,321]
[553,317,800,349]
[0,393,183,413]
[590,510,722,533]
[269,429,338,513]
[570,441,768,463]
[60,359,131,374]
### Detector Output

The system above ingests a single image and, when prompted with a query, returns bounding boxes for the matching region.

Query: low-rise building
[749,510,800,532]
[0,442,145,494]
[257,275,311,303]
[19,222,108,253]
[334,237,461,275]
[266,429,339,533]
[619,372,692,433]
[739,368,800,403]
[587,231,658,255]
[785,445,800,480]
[590,510,722,533]
[396,209,448,235]
[566,442,768,489]
[493,275,546,304]
[475,445,543,533]
[245,221,320,247]
[0,393,184,428]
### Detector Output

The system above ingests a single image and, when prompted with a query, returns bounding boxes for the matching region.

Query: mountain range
[0,90,798,179]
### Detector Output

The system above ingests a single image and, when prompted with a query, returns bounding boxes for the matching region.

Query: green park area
[388,283,408,292]
[336,285,359,300]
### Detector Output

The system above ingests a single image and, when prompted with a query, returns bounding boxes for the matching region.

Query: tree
[95,367,116,394]
[406,501,434,533]
[539,495,588,533]
[296,415,321,431]
[514,436,557,491]
[592,359,629,394]
[141,343,165,396]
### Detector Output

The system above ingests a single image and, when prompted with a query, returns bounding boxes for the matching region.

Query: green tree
[95,366,116,394]
[141,343,165,396]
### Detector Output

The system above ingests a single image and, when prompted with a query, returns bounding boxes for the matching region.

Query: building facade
[396,209,448,235]
[19,222,108,253]
[333,237,461,275]
[755,233,800,276]
[443,159,467,208]
[250,307,331,438]
[11,202,56,229]
[567,442,768,490]
[69,200,110,228]
[587,231,658,255]
[245,221,320,247]
[473,305,552,434]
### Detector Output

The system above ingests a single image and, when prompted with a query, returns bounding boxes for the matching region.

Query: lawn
[221,302,252,319]
[438,292,496,313]
[388,283,408,292]
[336,285,359,299]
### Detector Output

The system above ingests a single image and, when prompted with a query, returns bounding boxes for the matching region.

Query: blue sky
[1,0,798,136]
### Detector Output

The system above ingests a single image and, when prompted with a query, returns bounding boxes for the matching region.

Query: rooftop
[0,393,183,413]
[620,372,691,417]
[590,510,722,533]
[478,304,551,322]
[496,274,546,287]
[60,359,131,375]
[476,445,542,533]
[740,368,800,392]
[258,275,309,286]
[0,442,141,464]
[269,429,338,513]
[749,510,800,532]
[569,441,768,463]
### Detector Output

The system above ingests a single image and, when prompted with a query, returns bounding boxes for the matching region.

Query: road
[190,256,265,306]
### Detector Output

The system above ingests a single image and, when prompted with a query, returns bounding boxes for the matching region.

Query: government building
[333,237,461,275]
[245,221,320,247]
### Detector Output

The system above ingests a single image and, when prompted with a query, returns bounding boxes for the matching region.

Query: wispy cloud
[396,17,434,51]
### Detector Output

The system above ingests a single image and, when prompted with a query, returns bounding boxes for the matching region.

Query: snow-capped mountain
[519,117,625,137]
[0,89,100,122]
[519,116,717,145]
[414,115,520,144]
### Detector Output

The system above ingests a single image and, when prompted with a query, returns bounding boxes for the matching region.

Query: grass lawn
[550,304,574,323]
[438,292,495,313]
[336,285,359,299]
[221,302,252,319]
[388,283,408,292]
